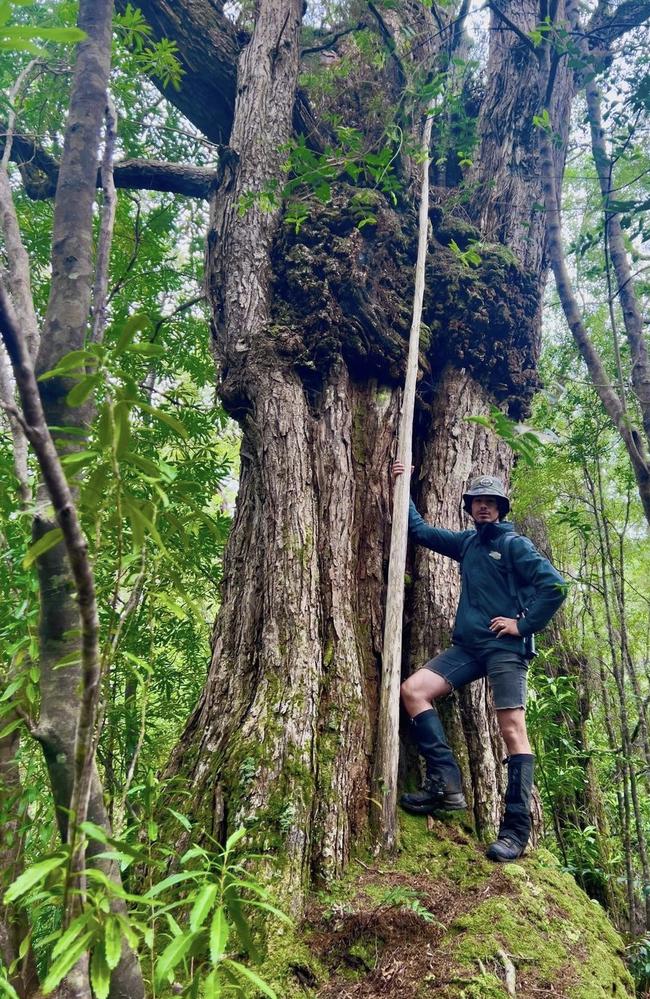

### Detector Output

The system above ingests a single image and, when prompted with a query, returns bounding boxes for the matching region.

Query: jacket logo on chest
[489,551,502,560]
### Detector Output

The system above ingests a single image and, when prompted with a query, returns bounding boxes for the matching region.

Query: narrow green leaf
[225,886,258,963]
[190,883,218,932]
[114,401,131,457]
[209,906,230,964]
[104,916,122,970]
[0,677,24,702]
[37,349,95,380]
[203,968,222,998]
[53,650,82,670]
[60,453,96,478]
[155,931,200,987]
[42,931,94,994]
[50,912,92,961]
[143,870,201,899]
[23,529,63,569]
[18,930,32,961]
[0,717,24,740]
[6,25,85,42]
[124,497,145,551]
[155,592,187,620]
[124,342,164,357]
[97,403,113,448]
[224,827,247,852]
[79,821,109,844]
[66,374,101,407]
[167,808,192,832]
[0,975,20,999]
[0,38,45,54]
[90,943,111,999]
[122,496,164,551]
[125,343,165,357]
[247,900,292,925]
[4,855,66,903]
[115,914,140,951]
[137,400,189,439]
[114,314,153,353]
[121,451,164,479]
[223,960,277,998]
[81,463,111,511]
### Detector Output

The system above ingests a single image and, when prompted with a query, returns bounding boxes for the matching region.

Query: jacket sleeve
[510,537,568,637]
[408,498,468,561]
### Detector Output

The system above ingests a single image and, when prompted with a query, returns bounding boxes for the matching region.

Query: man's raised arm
[392,462,468,560]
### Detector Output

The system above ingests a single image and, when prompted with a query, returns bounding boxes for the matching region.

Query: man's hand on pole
[391,461,413,481]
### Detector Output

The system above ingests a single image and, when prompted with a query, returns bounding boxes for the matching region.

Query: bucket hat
[462,475,510,516]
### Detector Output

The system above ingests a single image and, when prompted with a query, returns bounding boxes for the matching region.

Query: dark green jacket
[408,499,567,654]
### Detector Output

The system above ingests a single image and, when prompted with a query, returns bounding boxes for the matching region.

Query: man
[392,465,566,862]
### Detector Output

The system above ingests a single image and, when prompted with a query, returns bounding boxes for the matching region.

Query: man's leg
[497,707,532,756]
[486,654,535,861]
[399,648,483,814]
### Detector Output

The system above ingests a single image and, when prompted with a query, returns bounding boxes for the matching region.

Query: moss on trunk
[270,189,540,421]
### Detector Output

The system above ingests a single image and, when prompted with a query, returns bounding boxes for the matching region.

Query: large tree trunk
[161,0,597,910]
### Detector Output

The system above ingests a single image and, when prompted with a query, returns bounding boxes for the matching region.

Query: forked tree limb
[372,108,433,850]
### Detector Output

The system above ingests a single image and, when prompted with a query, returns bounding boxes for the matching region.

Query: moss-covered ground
[259,812,634,998]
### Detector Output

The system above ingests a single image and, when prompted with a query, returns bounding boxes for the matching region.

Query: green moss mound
[261,813,634,998]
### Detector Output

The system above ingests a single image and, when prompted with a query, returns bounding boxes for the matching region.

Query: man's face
[471,496,500,524]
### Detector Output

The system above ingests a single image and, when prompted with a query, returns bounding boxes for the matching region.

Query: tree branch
[0,278,100,899]
[0,126,224,199]
[301,23,361,55]
[539,119,650,524]
[111,158,223,198]
[586,78,650,450]
[367,2,407,89]
[586,0,650,46]
[487,0,538,54]
[114,0,240,144]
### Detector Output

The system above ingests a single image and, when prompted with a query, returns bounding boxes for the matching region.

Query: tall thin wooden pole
[372,112,433,850]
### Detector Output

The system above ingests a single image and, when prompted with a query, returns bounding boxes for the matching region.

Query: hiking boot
[486,835,525,862]
[408,708,464,780]
[486,754,535,863]
[400,775,467,815]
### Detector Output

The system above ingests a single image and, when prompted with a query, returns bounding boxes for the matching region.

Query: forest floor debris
[269,814,635,999]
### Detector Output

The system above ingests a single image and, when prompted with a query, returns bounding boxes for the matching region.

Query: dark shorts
[424,644,528,710]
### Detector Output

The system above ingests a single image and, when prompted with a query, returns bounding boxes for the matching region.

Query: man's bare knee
[401,670,451,714]
[497,707,526,735]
